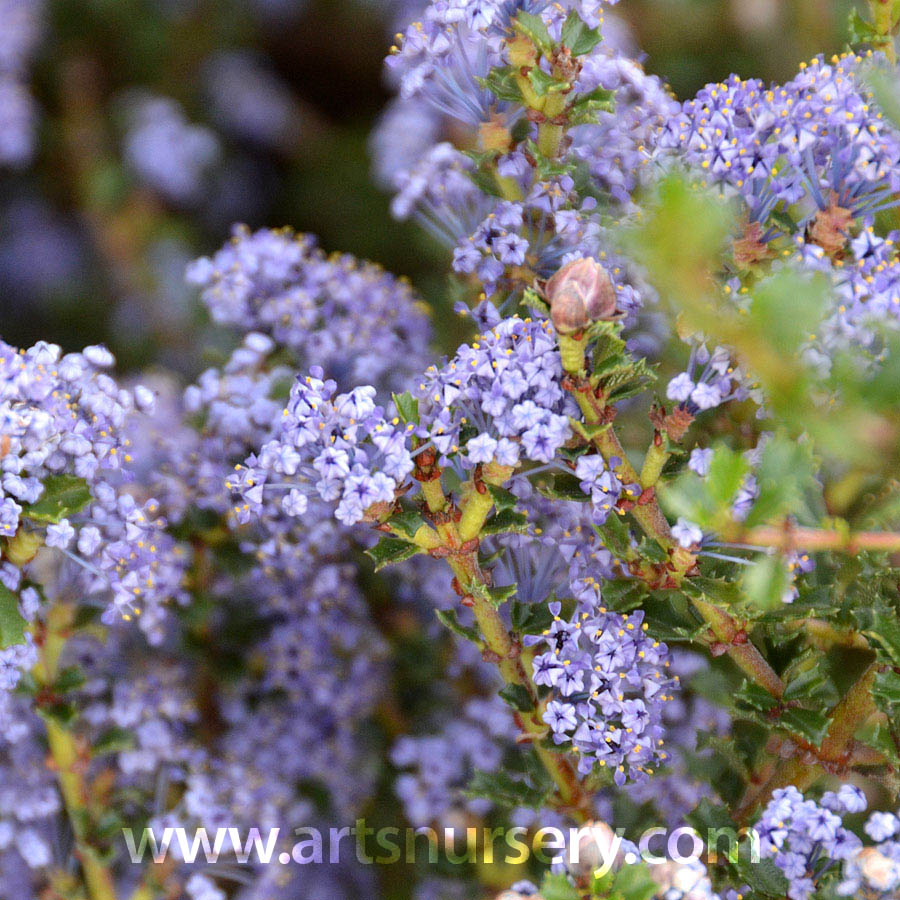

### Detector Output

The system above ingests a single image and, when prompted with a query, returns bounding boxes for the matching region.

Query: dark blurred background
[0,0,860,369]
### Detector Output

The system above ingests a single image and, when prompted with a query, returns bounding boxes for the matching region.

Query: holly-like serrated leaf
[873,668,900,707]
[780,707,830,747]
[364,536,420,571]
[499,682,534,712]
[486,483,518,511]
[736,856,790,897]
[486,583,518,606]
[513,10,553,53]
[736,681,779,713]
[539,873,579,900]
[860,605,900,666]
[477,66,524,103]
[537,472,589,502]
[465,769,549,810]
[528,66,569,98]
[742,553,790,611]
[388,509,427,540]
[391,391,419,425]
[511,599,554,635]
[560,9,603,56]
[435,609,482,645]
[93,726,135,755]
[0,584,27,650]
[23,474,92,524]
[481,508,529,535]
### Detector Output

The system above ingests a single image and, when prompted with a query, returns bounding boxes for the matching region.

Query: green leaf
[93,726,135,755]
[364,537,420,572]
[610,864,658,900]
[388,509,427,540]
[481,508,529,536]
[465,769,549,809]
[528,66,568,98]
[499,682,534,712]
[511,600,554,635]
[560,9,603,56]
[848,7,879,44]
[736,856,790,898]
[782,665,830,703]
[477,66,524,103]
[539,873,579,900]
[486,583,518,606]
[780,708,830,747]
[537,472,589,502]
[53,666,87,694]
[0,584,27,650]
[742,554,790,611]
[735,681,779,713]
[486,483,518,511]
[435,609,482,645]
[706,445,749,507]
[513,10,552,53]
[873,668,900,707]
[743,433,817,528]
[391,391,419,425]
[23,474,92,524]
[860,605,900,666]
[37,702,78,728]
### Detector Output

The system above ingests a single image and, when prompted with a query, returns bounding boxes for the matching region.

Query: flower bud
[545,258,617,334]
[856,847,900,892]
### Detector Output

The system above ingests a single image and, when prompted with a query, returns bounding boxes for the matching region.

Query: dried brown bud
[809,200,853,256]
[545,257,617,334]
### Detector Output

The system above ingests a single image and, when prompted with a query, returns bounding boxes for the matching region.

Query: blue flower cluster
[0,0,42,168]
[415,315,575,466]
[575,452,639,525]
[186,225,432,391]
[756,785,867,900]
[0,340,186,652]
[526,578,677,785]
[228,368,414,526]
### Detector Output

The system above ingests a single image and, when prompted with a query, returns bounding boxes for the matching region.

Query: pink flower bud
[545,257,617,334]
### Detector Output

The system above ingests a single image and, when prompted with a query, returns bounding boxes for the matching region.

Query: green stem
[870,0,898,62]
[736,661,878,820]
[691,598,785,698]
[35,604,118,900]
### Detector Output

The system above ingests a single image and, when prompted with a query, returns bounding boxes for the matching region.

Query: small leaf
[486,583,518,606]
[499,682,534,712]
[435,609,482,645]
[742,553,790,611]
[391,391,419,425]
[513,10,552,53]
[0,584,27,650]
[560,9,603,56]
[364,537,420,572]
[537,472,589,502]
[23,474,92,524]
[481,508,529,536]
[93,726,135,755]
[780,708,830,747]
[477,66,524,103]
[736,681,779,713]
[465,769,549,810]
[539,873,579,900]
[706,445,749,507]
[389,509,427,540]
[53,666,87,694]
[486,483,518,511]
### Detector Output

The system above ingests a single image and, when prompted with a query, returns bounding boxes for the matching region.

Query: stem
[34,604,118,900]
[691,598,785,698]
[736,661,878,820]
[731,523,900,554]
[870,0,898,62]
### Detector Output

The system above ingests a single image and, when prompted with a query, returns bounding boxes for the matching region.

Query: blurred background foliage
[0,0,862,368]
